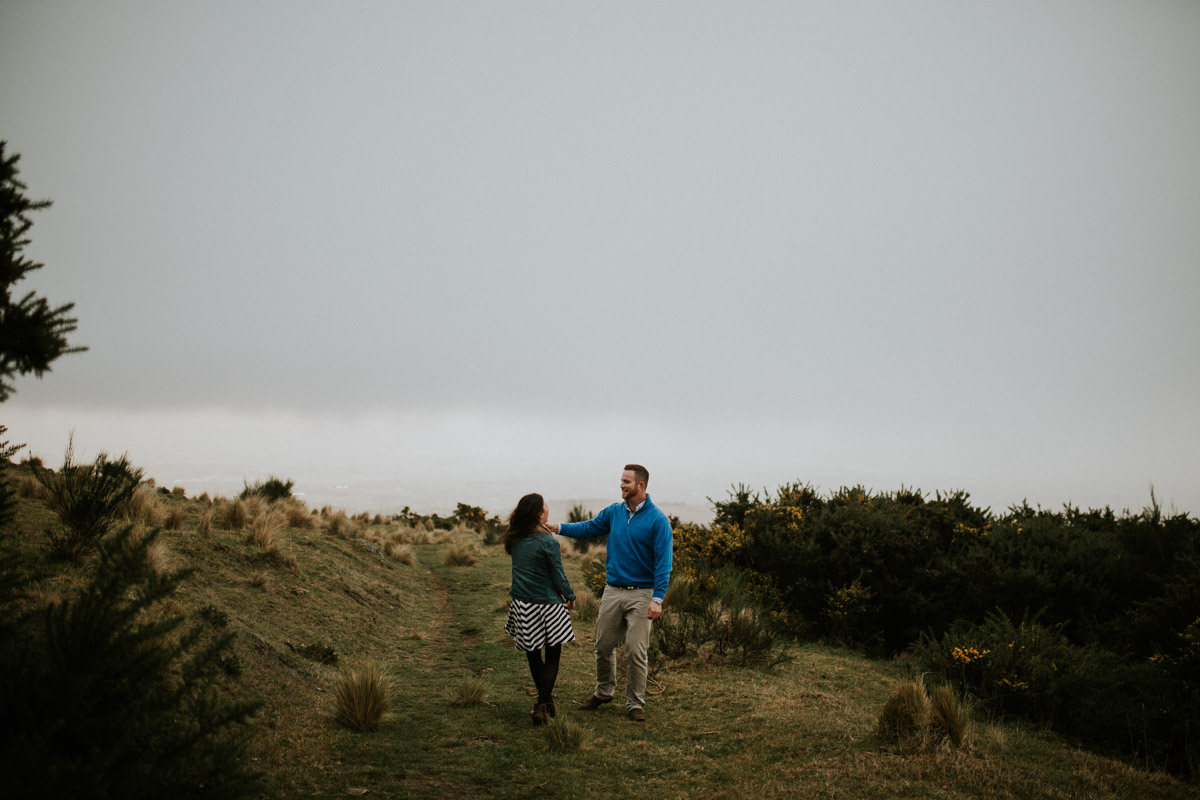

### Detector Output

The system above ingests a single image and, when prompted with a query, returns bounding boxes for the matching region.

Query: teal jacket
[509,532,575,605]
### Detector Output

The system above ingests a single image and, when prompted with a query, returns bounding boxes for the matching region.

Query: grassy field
[4,480,1195,799]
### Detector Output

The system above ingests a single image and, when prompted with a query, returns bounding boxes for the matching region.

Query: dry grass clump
[214,498,248,530]
[198,508,212,536]
[877,681,970,750]
[126,485,163,527]
[248,570,271,589]
[444,542,478,567]
[162,504,184,531]
[324,510,359,539]
[384,542,415,565]
[242,494,267,523]
[449,676,488,706]
[280,498,315,529]
[391,525,433,546]
[17,475,43,499]
[333,662,390,731]
[571,592,598,621]
[247,510,286,551]
[543,713,587,751]
[878,681,930,743]
[928,685,969,748]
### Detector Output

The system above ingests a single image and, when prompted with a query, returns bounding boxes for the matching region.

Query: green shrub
[566,503,598,552]
[0,426,23,526]
[31,438,144,562]
[0,527,263,799]
[651,566,789,667]
[581,549,606,597]
[239,476,293,502]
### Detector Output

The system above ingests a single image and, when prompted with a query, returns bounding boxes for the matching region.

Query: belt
[608,584,646,591]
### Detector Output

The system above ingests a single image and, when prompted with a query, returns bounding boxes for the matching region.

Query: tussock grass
[443,542,477,567]
[17,475,43,499]
[543,713,587,751]
[391,525,433,546]
[162,504,184,531]
[214,498,248,530]
[334,662,390,731]
[449,676,488,706]
[572,591,598,621]
[280,498,315,529]
[242,494,267,523]
[384,542,415,565]
[248,510,286,551]
[198,508,212,536]
[324,510,358,539]
[928,685,969,748]
[877,681,930,744]
[126,485,162,527]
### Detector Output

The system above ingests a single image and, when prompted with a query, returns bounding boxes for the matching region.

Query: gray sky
[3,1,1198,517]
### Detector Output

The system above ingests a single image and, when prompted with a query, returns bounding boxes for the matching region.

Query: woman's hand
[565,599,576,610]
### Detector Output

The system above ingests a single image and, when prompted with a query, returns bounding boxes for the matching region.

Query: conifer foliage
[0,141,85,402]
[0,527,263,799]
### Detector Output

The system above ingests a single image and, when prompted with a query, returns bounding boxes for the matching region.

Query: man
[547,464,673,722]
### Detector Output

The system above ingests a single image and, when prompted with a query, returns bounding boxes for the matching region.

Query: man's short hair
[624,464,649,486]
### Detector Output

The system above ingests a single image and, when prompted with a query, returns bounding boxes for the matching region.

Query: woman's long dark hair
[503,492,545,554]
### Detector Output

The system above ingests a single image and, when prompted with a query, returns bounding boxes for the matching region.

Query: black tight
[525,643,562,705]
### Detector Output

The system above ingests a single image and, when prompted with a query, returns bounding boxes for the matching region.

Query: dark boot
[531,703,549,726]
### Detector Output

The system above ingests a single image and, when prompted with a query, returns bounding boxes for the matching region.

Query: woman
[503,493,576,725]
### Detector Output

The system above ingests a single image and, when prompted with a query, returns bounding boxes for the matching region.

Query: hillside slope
[3,483,1194,799]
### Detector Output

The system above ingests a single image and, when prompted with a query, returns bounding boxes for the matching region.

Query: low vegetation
[1,456,1196,798]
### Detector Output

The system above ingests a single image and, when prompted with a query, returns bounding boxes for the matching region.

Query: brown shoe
[628,707,646,722]
[577,694,612,711]
[531,703,549,726]
[545,698,557,718]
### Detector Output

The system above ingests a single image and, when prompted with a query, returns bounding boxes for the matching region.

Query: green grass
[2,469,1195,799]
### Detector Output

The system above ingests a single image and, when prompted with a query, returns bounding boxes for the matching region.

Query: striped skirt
[504,598,575,652]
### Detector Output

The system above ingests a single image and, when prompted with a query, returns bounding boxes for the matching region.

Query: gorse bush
[685,481,1200,776]
[31,437,144,561]
[580,548,606,597]
[239,476,293,502]
[0,526,262,799]
[652,565,790,667]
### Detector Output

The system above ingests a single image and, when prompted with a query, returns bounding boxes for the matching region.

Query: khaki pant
[593,586,653,710]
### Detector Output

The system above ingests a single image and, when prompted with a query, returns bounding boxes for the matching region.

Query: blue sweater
[558,495,673,601]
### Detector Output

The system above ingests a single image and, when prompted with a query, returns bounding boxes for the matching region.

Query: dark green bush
[0,425,22,526]
[688,481,1200,776]
[0,527,262,799]
[239,475,293,502]
[31,438,144,562]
